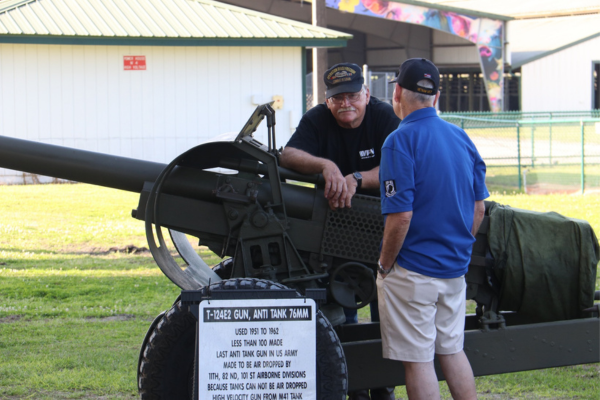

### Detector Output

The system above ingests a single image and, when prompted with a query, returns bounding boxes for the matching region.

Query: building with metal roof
[419,0,600,111]
[414,0,600,19]
[0,0,350,45]
[0,0,351,183]
[220,0,600,113]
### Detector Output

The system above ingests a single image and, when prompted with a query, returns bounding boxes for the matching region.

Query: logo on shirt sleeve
[384,180,396,197]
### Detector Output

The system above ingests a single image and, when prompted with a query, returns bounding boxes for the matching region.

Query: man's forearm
[379,211,412,270]
[360,167,380,190]
[471,200,485,236]
[281,148,379,185]
[281,146,348,205]
[280,147,333,175]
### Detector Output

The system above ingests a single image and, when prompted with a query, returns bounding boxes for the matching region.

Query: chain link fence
[306,72,314,111]
[305,72,600,195]
[442,111,600,194]
[368,72,395,104]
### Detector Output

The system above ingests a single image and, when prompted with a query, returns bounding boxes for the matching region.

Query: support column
[476,20,505,112]
[312,0,327,107]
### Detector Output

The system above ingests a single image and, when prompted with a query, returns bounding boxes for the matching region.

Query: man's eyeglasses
[328,90,364,105]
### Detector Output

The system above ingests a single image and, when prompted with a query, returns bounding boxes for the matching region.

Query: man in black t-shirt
[280,63,400,211]
[280,63,399,400]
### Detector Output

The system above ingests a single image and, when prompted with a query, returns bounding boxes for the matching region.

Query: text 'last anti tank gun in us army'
[0,104,598,399]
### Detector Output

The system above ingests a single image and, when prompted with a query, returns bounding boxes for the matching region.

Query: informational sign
[123,56,146,70]
[198,298,317,400]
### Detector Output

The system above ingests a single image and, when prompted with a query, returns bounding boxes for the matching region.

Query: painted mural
[326,0,504,111]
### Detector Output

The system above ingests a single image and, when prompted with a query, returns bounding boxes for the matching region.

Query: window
[437,71,520,112]
[439,72,490,112]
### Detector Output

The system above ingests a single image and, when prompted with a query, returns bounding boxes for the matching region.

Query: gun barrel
[0,135,164,193]
[0,135,317,220]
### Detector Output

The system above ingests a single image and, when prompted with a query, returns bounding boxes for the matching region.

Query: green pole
[301,47,307,115]
[549,113,552,165]
[517,123,522,191]
[581,119,585,194]
[530,117,535,167]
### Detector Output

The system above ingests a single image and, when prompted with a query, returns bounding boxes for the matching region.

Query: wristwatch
[352,171,362,190]
[378,260,392,275]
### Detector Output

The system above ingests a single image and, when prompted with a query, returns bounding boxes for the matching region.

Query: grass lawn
[0,183,598,399]
[459,121,600,194]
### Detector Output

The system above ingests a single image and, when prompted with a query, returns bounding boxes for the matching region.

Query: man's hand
[378,263,393,279]
[336,174,359,209]
[279,147,367,210]
[322,161,348,209]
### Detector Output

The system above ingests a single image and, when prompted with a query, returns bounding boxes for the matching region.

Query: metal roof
[0,0,351,46]
[412,0,600,19]
[508,12,600,68]
[409,0,600,67]
[386,0,512,20]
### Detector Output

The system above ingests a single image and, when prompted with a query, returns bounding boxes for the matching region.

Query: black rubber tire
[138,278,348,400]
[212,258,233,280]
[138,300,196,400]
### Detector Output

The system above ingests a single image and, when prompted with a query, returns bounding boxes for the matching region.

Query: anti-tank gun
[134,104,384,321]
[0,104,598,399]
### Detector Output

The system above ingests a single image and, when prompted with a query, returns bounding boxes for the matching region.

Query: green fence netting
[441,111,600,194]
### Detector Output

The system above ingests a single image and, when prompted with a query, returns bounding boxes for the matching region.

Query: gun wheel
[212,257,234,280]
[138,278,348,400]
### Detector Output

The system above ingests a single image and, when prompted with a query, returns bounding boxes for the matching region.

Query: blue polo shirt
[379,107,489,279]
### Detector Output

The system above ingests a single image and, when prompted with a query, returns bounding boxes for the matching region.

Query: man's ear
[393,84,402,103]
[433,91,440,107]
[325,97,333,111]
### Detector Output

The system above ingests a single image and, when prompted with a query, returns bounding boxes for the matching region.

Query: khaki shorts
[376,263,466,362]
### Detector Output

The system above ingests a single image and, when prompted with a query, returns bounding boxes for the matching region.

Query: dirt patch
[58,244,151,255]
[572,363,600,379]
[525,183,581,195]
[0,390,135,399]
[0,315,23,323]
[85,314,136,322]
[475,393,585,400]
[93,245,150,255]
[525,183,600,195]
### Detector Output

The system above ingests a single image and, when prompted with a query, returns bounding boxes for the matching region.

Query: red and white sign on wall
[124,56,146,70]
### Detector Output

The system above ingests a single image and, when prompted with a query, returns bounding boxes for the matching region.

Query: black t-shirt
[285,97,400,195]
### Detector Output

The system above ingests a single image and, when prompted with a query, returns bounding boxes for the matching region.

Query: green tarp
[487,202,599,323]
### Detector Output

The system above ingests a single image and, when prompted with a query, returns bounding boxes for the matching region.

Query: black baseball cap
[324,63,364,98]
[390,58,440,96]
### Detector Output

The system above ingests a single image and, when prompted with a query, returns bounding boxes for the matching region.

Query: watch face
[353,172,362,180]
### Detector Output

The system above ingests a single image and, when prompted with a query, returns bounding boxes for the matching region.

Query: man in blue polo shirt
[377,58,488,400]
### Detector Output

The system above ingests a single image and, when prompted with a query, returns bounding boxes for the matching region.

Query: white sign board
[198,298,317,400]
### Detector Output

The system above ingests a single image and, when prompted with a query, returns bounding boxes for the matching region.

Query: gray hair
[402,79,436,106]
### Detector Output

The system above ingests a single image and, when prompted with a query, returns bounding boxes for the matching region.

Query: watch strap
[352,171,362,190]
[378,260,392,274]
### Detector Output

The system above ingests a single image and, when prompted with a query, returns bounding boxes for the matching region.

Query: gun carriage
[0,104,598,399]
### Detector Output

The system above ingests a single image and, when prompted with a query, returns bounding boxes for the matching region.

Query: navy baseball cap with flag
[323,63,365,98]
[390,58,440,95]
